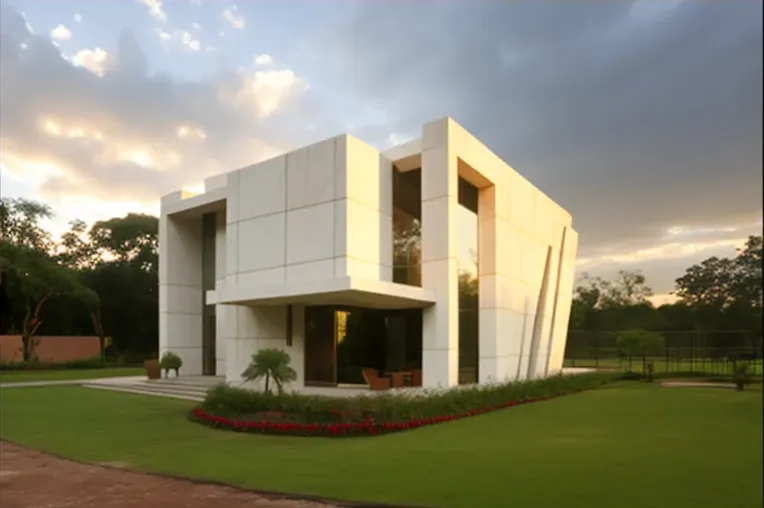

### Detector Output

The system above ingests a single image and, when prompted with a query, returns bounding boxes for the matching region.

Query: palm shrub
[617,329,665,381]
[159,351,183,378]
[242,348,297,395]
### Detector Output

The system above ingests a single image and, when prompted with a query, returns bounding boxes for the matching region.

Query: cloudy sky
[0,0,761,301]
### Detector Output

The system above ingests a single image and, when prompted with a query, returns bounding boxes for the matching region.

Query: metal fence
[563,330,763,376]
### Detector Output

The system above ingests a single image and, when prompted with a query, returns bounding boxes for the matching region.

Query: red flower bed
[190,393,574,437]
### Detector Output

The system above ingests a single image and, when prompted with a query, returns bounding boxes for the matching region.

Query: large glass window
[458,177,479,385]
[304,306,423,386]
[392,167,422,286]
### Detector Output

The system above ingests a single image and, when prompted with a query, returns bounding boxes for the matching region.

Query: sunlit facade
[158,117,578,389]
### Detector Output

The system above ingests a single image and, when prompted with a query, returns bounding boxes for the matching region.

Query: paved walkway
[660,380,736,389]
[0,376,145,389]
[0,441,337,508]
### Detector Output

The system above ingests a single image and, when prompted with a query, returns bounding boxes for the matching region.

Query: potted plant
[144,359,161,380]
[159,351,183,378]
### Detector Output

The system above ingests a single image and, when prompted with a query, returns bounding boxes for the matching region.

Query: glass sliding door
[304,305,423,387]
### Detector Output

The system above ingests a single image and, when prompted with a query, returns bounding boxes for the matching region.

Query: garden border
[189,391,581,437]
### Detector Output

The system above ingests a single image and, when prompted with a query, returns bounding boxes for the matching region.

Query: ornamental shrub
[201,371,616,425]
[159,351,183,377]
[241,348,297,394]
[0,356,103,371]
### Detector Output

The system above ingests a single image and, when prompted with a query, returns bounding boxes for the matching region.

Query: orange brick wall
[0,335,100,363]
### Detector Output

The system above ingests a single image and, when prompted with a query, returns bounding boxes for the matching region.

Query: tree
[732,235,763,311]
[0,242,87,360]
[607,270,654,306]
[570,271,656,330]
[674,256,737,310]
[0,198,102,360]
[0,198,54,251]
[53,214,160,358]
[242,348,298,394]
[88,213,158,270]
[674,235,763,334]
[617,329,665,380]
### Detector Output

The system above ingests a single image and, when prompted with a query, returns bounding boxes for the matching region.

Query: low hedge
[0,356,105,371]
[191,371,616,437]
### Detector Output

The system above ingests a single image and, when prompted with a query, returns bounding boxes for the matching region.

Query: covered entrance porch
[304,306,423,389]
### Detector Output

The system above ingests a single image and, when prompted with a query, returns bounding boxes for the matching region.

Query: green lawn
[564,357,764,375]
[0,385,761,508]
[0,367,144,383]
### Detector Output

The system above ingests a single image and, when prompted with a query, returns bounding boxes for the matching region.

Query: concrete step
[84,383,204,402]
[149,377,225,388]
[135,382,214,395]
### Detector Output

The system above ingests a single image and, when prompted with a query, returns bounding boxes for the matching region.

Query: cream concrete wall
[158,209,204,375]
[224,134,392,290]
[420,117,578,386]
[221,304,306,388]
[420,122,460,388]
[160,116,577,389]
[217,134,394,386]
[337,136,394,283]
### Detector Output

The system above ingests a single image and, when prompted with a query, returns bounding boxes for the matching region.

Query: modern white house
[159,117,578,391]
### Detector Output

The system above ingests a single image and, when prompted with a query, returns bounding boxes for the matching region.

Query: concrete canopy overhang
[161,187,227,219]
[209,276,436,309]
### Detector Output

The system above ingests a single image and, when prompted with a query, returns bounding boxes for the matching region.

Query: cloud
[221,4,245,29]
[254,54,273,65]
[49,24,72,41]
[70,47,109,76]
[0,2,322,219]
[73,14,82,24]
[575,222,760,294]
[191,22,202,32]
[137,0,167,23]
[156,28,201,52]
[318,1,762,260]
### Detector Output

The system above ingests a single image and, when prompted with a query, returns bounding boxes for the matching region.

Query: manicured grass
[0,367,144,383]
[564,357,763,375]
[1,384,761,508]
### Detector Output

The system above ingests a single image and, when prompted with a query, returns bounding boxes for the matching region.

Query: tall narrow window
[392,167,422,286]
[201,213,217,292]
[457,177,479,385]
[201,212,217,375]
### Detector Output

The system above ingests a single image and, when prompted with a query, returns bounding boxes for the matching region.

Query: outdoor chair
[361,367,392,391]
[411,369,422,387]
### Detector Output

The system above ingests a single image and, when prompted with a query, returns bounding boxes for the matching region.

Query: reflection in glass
[304,306,423,386]
[458,178,479,385]
[393,167,422,286]
[201,212,217,291]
